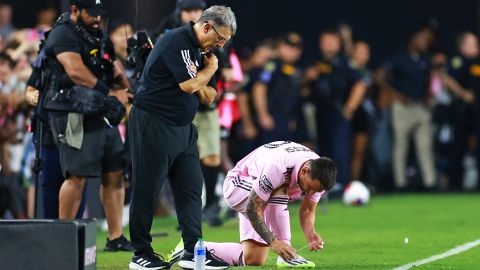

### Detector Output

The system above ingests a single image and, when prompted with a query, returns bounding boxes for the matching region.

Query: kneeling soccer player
[168,141,336,268]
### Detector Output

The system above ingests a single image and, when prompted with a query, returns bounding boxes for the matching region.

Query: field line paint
[392,239,480,270]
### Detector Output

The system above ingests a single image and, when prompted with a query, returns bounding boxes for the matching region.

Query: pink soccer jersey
[224,141,324,212]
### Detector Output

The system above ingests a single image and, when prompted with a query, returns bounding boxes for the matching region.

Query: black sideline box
[0,219,97,270]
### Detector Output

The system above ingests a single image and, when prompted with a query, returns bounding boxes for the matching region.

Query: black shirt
[465,57,480,106]
[45,24,82,57]
[257,59,301,119]
[449,54,471,88]
[384,51,430,101]
[312,56,362,106]
[134,22,215,126]
[44,15,115,88]
[44,23,83,89]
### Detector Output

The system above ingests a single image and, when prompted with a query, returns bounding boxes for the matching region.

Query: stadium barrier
[0,219,96,270]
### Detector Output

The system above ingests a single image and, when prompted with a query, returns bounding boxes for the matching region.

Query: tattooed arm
[245,190,276,244]
[245,190,297,260]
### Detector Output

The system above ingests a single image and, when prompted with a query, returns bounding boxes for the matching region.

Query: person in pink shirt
[174,141,336,268]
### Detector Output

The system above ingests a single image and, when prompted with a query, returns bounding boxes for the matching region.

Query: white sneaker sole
[178,260,228,269]
[128,262,168,270]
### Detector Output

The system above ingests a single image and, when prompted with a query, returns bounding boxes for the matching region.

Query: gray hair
[199,5,237,36]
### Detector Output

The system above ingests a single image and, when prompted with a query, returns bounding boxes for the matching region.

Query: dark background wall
[7,0,480,67]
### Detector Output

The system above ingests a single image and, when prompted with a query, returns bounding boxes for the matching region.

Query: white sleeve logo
[181,49,197,78]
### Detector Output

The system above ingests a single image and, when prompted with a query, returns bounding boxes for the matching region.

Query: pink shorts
[223,174,254,213]
[223,174,290,245]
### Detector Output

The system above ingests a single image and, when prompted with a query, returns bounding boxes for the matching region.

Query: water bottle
[194,237,206,270]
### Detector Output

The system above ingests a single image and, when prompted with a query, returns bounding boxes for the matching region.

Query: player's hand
[259,114,275,131]
[271,239,297,261]
[109,88,131,106]
[306,231,324,251]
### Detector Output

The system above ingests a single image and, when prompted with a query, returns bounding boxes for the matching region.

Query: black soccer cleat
[129,253,171,270]
[104,235,135,252]
[178,249,229,269]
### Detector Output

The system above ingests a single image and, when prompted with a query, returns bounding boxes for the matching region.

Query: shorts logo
[259,175,273,194]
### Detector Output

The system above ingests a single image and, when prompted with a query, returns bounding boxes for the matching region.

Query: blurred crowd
[1,1,480,222]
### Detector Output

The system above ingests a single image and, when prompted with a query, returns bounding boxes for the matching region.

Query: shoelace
[207,249,226,262]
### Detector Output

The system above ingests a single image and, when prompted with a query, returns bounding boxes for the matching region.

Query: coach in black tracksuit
[128,6,236,270]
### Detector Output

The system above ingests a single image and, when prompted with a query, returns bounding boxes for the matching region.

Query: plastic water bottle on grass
[194,237,206,270]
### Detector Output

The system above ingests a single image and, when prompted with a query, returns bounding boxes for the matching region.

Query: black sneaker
[129,253,171,270]
[104,235,135,252]
[178,249,229,269]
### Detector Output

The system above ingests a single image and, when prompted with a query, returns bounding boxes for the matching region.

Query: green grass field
[97,194,480,270]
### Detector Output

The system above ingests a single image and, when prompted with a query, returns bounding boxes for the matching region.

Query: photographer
[41,0,132,251]
[128,5,236,270]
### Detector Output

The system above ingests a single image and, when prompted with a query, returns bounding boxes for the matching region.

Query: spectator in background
[252,32,303,145]
[339,24,375,181]
[446,32,479,190]
[349,41,374,181]
[235,39,274,158]
[109,21,134,89]
[151,0,206,41]
[109,21,134,70]
[0,52,26,219]
[305,30,367,187]
[0,3,15,40]
[378,28,436,191]
[430,52,474,190]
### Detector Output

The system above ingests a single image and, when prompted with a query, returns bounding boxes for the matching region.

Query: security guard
[252,32,303,145]
[42,0,132,251]
[306,30,367,187]
[128,5,236,270]
[447,32,478,190]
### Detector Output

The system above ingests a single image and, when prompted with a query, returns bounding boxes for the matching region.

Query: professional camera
[126,30,154,81]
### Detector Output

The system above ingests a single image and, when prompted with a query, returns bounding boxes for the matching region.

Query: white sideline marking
[392,239,480,270]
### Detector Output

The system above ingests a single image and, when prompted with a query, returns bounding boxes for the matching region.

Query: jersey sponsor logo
[259,175,274,194]
[181,49,197,78]
[284,146,312,153]
[263,141,291,149]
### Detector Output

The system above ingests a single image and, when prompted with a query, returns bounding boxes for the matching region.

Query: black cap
[278,32,303,49]
[71,0,106,16]
[178,0,206,10]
